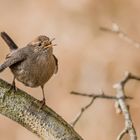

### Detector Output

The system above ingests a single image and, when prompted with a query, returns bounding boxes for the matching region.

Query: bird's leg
[9,76,17,92]
[0,32,18,50]
[39,85,46,109]
[3,77,17,102]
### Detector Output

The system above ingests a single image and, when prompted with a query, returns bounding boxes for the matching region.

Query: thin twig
[71,96,95,127]
[71,72,139,140]
[117,128,128,140]
[70,91,132,127]
[100,23,140,48]
[71,91,132,100]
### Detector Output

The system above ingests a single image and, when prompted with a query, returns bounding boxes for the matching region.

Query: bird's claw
[8,84,17,93]
[38,98,46,111]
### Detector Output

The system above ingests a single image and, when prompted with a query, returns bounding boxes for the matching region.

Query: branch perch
[0,78,83,140]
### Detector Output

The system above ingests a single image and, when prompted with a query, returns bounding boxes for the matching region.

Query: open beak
[47,44,57,48]
[50,38,55,42]
[47,38,57,47]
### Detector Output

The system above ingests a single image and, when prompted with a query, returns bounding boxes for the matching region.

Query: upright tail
[1,32,18,51]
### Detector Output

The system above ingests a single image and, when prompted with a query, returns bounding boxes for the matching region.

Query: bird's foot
[8,84,17,93]
[8,79,17,93]
[38,98,46,111]
[2,85,17,103]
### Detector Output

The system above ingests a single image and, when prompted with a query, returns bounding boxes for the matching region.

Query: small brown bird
[0,32,58,106]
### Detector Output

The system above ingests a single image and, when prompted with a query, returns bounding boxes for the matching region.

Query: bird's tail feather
[1,32,18,51]
[0,64,6,72]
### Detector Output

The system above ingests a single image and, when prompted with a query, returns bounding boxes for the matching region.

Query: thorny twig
[100,23,140,48]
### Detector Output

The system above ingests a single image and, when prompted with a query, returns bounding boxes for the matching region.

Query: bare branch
[114,72,139,140]
[100,23,140,48]
[71,72,138,139]
[0,78,83,140]
[70,91,132,127]
[71,91,132,100]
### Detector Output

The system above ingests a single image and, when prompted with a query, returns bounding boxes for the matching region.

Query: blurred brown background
[0,0,140,140]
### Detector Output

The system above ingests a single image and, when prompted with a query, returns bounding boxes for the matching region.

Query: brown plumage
[0,32,58,106]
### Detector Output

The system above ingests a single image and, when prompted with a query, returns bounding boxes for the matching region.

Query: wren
[0,32,58,106]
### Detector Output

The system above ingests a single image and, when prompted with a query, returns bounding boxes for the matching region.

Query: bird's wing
[53,55,58,74]
[1,32,18,51]
[0,50,26,72]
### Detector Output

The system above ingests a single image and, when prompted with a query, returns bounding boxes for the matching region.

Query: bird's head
[30,35,56,49]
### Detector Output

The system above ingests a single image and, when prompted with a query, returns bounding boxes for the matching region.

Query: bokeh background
[0,0,140,140]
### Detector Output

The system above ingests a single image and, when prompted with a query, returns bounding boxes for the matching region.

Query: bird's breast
[10,54,56,87]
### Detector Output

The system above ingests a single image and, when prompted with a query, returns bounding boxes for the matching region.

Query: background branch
[114,72,138,140]
[0,78,83,140]
[71,72,138,140]
[70,93,96,127]
[71,91,131,127]
[100,23,140,48]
